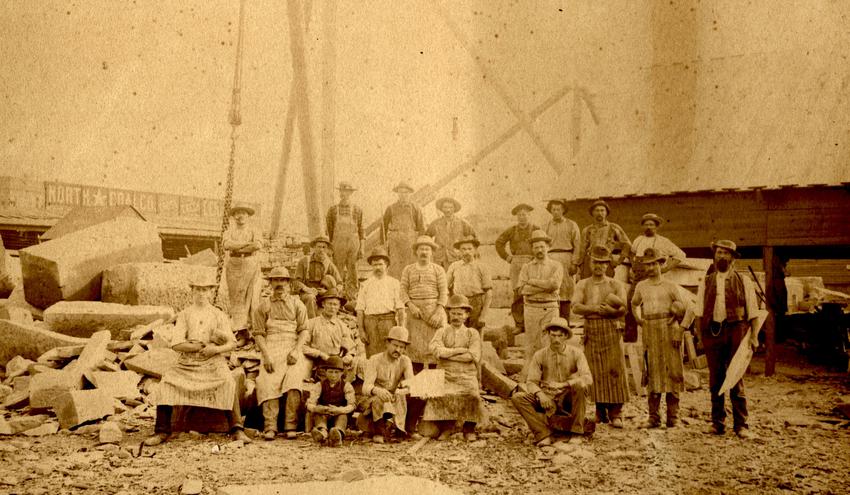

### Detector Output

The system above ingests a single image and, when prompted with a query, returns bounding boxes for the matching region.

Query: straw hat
[511,203,534,215]
[528,229,552,245]
[544,317,573,338]
[412,235,439,251]
[435,197,461,212]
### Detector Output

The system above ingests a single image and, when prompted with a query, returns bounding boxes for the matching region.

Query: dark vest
[701,271,747,328]
[318,379,347,407]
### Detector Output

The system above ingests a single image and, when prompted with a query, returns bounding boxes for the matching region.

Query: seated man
[306,356,356,446]
[423,294,484,442]
[511,317,593,447]
[302,288,356,376]
[356,326,420,443]
[145,273,251,446]
[294,235,343,318]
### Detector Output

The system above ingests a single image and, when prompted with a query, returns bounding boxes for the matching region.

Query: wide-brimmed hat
[435,197,461,213]
[589,245,612,262]
[392,181,414,193]
[640,247,666,264]
[311,235,332,247]
[321,355,345,370]
[545,198,568,213]
[445,294,473,311]
[188,271,218,288]
[641,213,664,226]
[337,181,356,192]
[386,326,410,344]
[544,317,573,338]
[266,266,292,280]
[412,235,439,251]
[453,235,480,249]
[529,229,552,245]
[711,239,741,258]
[229,202,255,216]
[317,287,347,307]
[588,199,610,216]
[367,246,390,265]
[511,203,534,215]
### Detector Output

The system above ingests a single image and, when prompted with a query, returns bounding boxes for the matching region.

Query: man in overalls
[495,203,539,334]
[326,181,364,299]
[382,181,425,279]
[252,267,314,440]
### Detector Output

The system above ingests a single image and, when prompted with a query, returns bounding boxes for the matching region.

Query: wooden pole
[762,245,777,376]
[269,87,298,238]
[320,0,337,213]
[287,0,322,238]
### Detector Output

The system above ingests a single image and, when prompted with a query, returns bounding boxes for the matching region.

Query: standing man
[695,240,760,439]
[576,199,631,279]
[495,203,539,334]
[517,230,564,364]
[572,245,630,428]
[446,236,492,330]
[542,199,581,319]
[222,202,263,333]
[631,248,687,428]
[382,181,425,279]
[356,247,406,357]
[400,236,448,370]
[326,181,364,299]
[252,267,314,440]
[511,317,593,447]
[425,197,477,269]
[294,235,343,318]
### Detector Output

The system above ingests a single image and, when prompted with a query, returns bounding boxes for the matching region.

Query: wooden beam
[269,87,298,238]
[762,245,777,376]
[320,0,337,213]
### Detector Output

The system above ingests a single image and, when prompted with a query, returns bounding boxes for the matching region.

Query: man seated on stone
[511,317,593,447]
[306,356,356,447]
[301,288,356,377]
[356,326,420,443]
[423,294,484,442]
[294,235,343,317]
[145,272,251,446]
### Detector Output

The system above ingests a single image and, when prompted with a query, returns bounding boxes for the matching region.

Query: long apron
[362,392,408,433]
[422,359,484,423]
[255,319,314,404]
[153,353,235,411]
[643,314,685,393]
[386,207,417,279]
[549,251,576,302]
[332,208,360,297]
[225,254,261,331]
[584,317,630,404]
[406,299,446,364]
[363,313,397,357]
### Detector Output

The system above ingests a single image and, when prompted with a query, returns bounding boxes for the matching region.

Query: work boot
[640,420,662,429]
[437,430,452,441]
[328,428,344,447]
[705,424,725,435]
[263,430,276,441]
[372,435,385,444]
[285,431,297,440]
[143,433,170,446]
[735,428,756,440]
[463,432,478,442]
[535,436,553,447]
[311,427,328,444]
[233,429,252,443]
[610,418,624,429]
[666,417,679,428]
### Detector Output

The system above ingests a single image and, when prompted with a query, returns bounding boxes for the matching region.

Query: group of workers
[143,180,761,448]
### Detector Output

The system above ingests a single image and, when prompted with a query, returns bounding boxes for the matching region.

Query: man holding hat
[572,245,629,427]
[326,181,365,298]
[222,202,263,334]
[511,317,593,446]
[543,199,581,319]
[356,247,406,357]
[294,235,343,318]
[576,199,631,279]
[400,235,448,370]
[145,272,250,446]
[252,266,314,440]
[306,355,356,446]
[631,248,688,428]
[382,181,425,279]
[446,236,492,330]
[694,240,760,438]
[495,203,540,333]
[517,229,564,365]
[302,288,356,373]
[426,197,477,269]
[357,326,418,443]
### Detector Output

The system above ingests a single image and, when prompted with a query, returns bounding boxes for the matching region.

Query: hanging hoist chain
[214,0,248,303]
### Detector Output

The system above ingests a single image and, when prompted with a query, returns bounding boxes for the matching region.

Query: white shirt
[695,269,760,323]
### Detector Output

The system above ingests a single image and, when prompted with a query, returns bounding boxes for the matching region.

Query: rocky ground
[1,352,848,495]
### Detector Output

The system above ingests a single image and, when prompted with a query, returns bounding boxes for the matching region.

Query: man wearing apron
[252,267,314,440]
[326,182,364,299]
[382,182,425,279]
[542,198,581,319]
[576,199,631,280]
[425,197,477,269]
[495,203,539,334]
[222,202,263,333]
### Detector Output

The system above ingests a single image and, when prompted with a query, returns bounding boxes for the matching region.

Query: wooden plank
[762,246,776,376]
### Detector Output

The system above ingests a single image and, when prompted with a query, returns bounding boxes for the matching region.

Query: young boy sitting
[306,356,356,446]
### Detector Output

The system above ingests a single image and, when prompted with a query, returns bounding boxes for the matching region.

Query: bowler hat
[589,245,612,262]
[453,236,480,249]
[322,355,345,370]
[511,203,534,215]
[317,287,347,307]
[528,229,552,245]
[412,235,439,251]
[188,271,218,288]
[386,326,410,344]
[711,239,741,258]
[392,181,414,193]
[266,266,292,280]
[544,317,573,338]
[588,199,610,216]
[367,246,391,265]
[546,199,568,213]
[445,294,473,311]
[641,213,664,226]
[229,202,255,216]
[435,197,461,213]
[640,248,666,264]
[337,181,357,192]
[311,235,331,247]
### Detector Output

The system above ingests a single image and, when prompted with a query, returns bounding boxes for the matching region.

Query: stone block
[98,421,123,444]
[44,301,175,339]
[21,421,59,437]
[20,217,162,309]
[0,305,33,325]
[11,376,30,393]
[64,330,112,379]
[0,319,88,365]
[28,369,83,409]
[8,414,50,434]
[89,370,141,400]
[0,384,12,402]
[37,345,85,363]
[480,342,505,374]
[0,417,11,435]
[123,348,179,378]
[481,362,517,399]
[5,355,35,379]
[101,262,214,311]
[1,390,29,409]
[52,389,114,429]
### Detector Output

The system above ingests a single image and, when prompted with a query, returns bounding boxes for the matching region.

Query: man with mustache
[326,181,364,298]
[382,182,425,279]
[446,236,492,330]
[222,202,263,336]
[293,235,343,318]
[495,203,540,335]
[576,199,631,280]
[355,247,406,357]
[694,240,760,439]
[302,288,356,376]
[542,199,581,319]
[517,230,564,367]
[425,197,477,269]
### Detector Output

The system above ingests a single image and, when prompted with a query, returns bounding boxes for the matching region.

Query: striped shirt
[400,262,448,305]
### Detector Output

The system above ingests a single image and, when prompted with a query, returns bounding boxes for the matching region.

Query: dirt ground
[1,350,849,495]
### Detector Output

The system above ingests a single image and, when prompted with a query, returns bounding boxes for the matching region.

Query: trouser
[355,396,426,436]
[313,413,348,432]
[332,234,360,298]
[595,402,623,423]
[154,405,244,435]
[300,293,318,318]
[702,320,749,431]
[511,385,586,442]
[559,301,571,320]
[648,392,680,424]
[261,390,302,432]
[363,313,396,357]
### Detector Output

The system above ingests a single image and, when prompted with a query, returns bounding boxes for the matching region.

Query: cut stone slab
[28,369,84,409]
[101,262,215,311]
[52,389,114,429]
[44,301,175,339]
[406,369,446,399]
[98,421,123,444]
[216,476,463,495]
[1,390,29,409]
[64,330,112,378]
[11,376,31,393]
[481,342,506,374]
[0,305,33,325]
[0,319,88,365]
[22,421,59,437]
[20,217,162,309]
[481,362,518,399]
[89,370,142,400]
[37,345,85,363]
[124,348,179,378]
[8,414,50,434]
